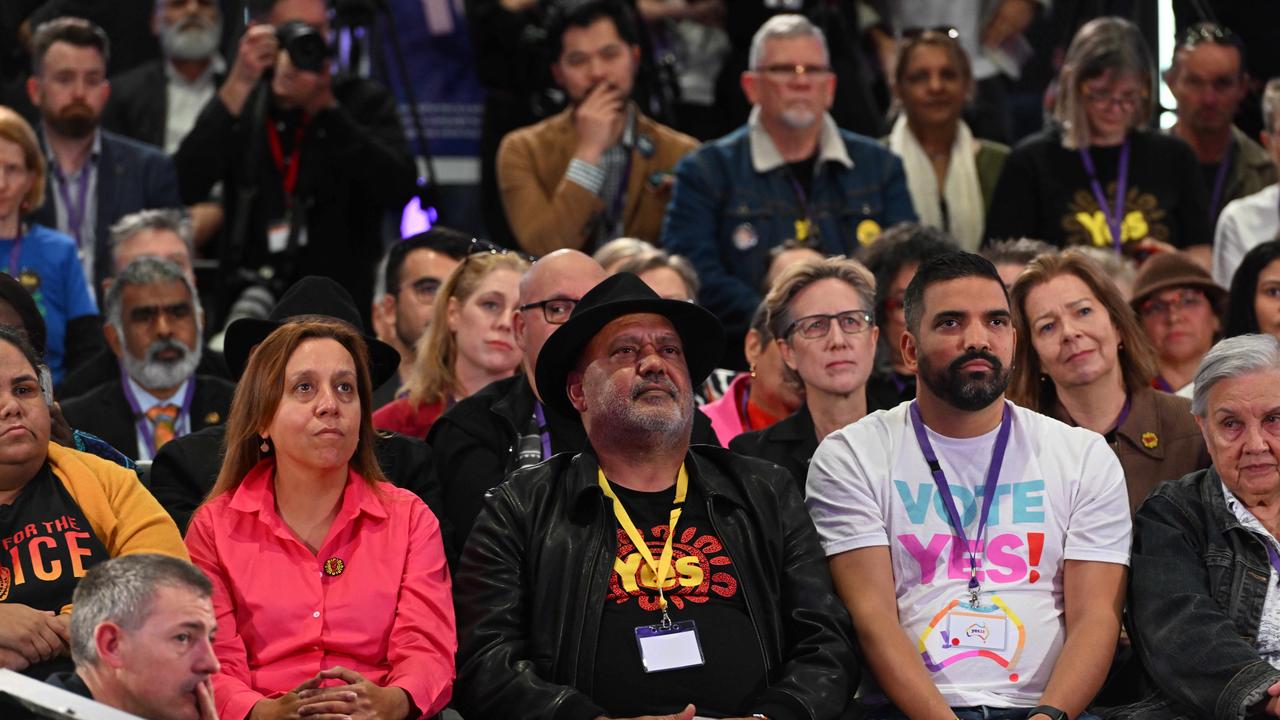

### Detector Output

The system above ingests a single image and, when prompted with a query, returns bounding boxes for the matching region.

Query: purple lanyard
[1264,540,1280,580]
[1078,139,1131,254]
[1208,138,1235,222]
[1111,396,1132,432]
[53,164,92,248]
[1152,376,1175,393]
[533,401,552,460]
[119,368,196,458]
[909,400,1012,604]
[0,232,22,277]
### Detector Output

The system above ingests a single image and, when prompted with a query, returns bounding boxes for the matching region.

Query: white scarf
[888,115,985,251]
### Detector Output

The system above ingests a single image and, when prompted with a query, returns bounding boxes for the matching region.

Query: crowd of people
[4,1,1280,720]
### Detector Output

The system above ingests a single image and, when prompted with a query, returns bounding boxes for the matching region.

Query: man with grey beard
[104,0,225,154]
[453,272,858,720]
[61,257,233,462]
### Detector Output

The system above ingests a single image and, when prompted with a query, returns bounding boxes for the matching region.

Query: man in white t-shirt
[807,251,1131,720]
[1212,78,1280,288]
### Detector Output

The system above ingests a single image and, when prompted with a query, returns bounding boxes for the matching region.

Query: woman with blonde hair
[186,319,454,720]
[986,17,1209,256]
[0,106,98,382]
[1009,249,1208,513]
[730,256,882,489]
[374,248,529,437]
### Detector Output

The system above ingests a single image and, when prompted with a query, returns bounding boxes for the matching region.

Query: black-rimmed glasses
[786,310,875,339]
[518,298,577,325]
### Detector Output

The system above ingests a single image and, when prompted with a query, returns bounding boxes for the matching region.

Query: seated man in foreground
[454,272,858,720]
[806,252,1131,720]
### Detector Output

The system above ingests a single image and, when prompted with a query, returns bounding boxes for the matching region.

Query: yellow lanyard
[598,464,689,616]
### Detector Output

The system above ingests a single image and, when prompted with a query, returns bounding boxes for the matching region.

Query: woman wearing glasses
[985,17,1210,256]
[1127,251,1226,398]
[730,257,880,491]
[373,251,530,438]
[1008,250,1208,514]
[885,29,1007,252]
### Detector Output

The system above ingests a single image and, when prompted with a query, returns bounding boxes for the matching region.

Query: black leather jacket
[453,444,859,720]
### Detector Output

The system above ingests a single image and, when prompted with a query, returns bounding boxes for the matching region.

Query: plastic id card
[635,620,705,673]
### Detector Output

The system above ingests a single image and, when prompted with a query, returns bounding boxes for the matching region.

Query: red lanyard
[265,116,311,199]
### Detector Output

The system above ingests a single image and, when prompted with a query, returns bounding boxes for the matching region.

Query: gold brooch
[323,557,345,576]
[204,411,221,425]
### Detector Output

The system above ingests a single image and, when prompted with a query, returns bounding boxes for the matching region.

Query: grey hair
[1263,78,1280,136]
[70,554,212,666]
[593,237,654,272]
[104,257,202,331]
[1054,16,1154,150]
[614,248,700,299]
[109,209,195,259]
[1191,334,1280,417]
[748,14,829,71]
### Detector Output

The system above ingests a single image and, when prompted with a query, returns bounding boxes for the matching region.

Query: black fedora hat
[224,276,401,386]
[535,272,724,417]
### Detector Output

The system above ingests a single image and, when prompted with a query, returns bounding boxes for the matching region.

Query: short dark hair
[546,0,639,63]
[0,324,45,379]
[0,274,47,360]
[30,17,110,74]
[1226,237,1280,338]
[382,226,472,297]
[904,252,1007,334]
[860,223,957,327]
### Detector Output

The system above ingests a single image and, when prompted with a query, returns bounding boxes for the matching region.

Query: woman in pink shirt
[185,319,454,720]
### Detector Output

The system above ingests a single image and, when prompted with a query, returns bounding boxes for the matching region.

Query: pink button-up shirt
[185,460,455,720]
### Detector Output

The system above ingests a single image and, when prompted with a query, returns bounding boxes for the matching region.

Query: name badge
[267,217,309,254]
[944,606,1009,651]
[635,620,704,673]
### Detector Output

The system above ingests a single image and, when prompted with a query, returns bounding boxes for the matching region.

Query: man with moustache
[454,272,857,720]
[496,0,698,256]
[805,252,1132,720]
[25,17,183,289]
[61,257,232,462]
[104,0,225,154]
[46,554,220,720]
[662,13,914,368]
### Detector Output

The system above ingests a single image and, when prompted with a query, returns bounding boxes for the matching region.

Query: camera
[276,20,329,73]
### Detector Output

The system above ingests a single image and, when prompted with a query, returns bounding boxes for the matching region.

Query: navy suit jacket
[30,129,183,288]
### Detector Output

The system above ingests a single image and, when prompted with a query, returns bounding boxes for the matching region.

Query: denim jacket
[660,114,915,340]
[1111,467,1280,720]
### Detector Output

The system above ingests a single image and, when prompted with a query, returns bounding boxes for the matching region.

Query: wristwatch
[1027,705,1069,720]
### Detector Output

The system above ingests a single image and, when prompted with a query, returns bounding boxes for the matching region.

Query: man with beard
[662,13,914,370]
[25,17,183,290]
[61,257,232,462]
[47,554,220,720]
[454,272,858,720]
[805,252,1132,720]
[496,0,698,256]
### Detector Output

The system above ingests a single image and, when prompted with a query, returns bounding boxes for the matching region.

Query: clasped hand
[0,604,69,670]
[251,666,409,720]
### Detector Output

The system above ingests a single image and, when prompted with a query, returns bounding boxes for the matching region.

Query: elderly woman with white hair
[1122,334,1280,718]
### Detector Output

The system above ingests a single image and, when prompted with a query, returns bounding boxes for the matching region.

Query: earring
[259,436,271,453]
[750,364,757,379]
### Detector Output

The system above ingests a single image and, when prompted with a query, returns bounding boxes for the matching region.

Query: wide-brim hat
[224,276,401,386]
[535,272,724,418]
[1129,252,1226,310]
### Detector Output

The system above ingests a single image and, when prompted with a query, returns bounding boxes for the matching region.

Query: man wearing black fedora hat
[453,272,858,720]
[145,275,435,532]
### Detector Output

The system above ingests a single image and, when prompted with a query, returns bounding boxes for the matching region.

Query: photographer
[174,0,416,321]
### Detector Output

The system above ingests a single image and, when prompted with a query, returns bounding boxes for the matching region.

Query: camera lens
[276,21,328,73]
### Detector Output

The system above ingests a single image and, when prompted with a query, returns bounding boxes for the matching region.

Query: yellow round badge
[856,219,882,246]
[1141,432,1159,449]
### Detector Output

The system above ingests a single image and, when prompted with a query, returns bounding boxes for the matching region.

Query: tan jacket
[496,107,698,255]
[1051,387,1209,515]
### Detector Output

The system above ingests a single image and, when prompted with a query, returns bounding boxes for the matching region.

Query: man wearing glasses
[662,13,915,370]
[371,226,470,408]
[496,0,697,257]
